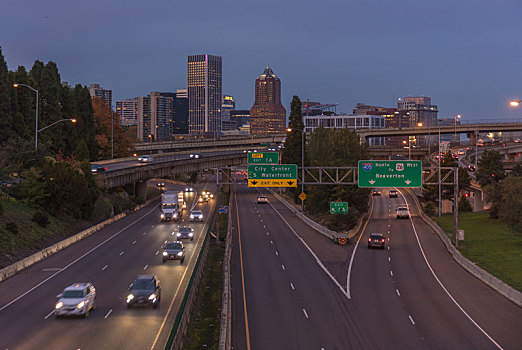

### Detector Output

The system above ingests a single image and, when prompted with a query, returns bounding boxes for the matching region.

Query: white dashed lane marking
[396,289,401,296]
[303,308,309,319]
[275,251,279,256]
[104,309,113,319]
[390,271,393,277]
[44,310,54,319]
[409,315,415,325]
[144,265,148,270]
[282,265,285,270]
[119,251,124,256]
[102,265,108,271]
[132,241,136,245]
[290,283,295,290]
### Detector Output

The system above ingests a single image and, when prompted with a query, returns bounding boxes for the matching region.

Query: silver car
[55,282,96,318]
[190,210,203,221]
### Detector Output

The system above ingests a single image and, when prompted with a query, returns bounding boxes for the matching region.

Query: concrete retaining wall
[218,193,233,350]
[0,196,159,283]
[408,189,522,307]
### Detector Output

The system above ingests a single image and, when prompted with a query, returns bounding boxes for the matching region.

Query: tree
[498,176,522,233]
[74,139,90,161]
[0,47,13,146]
[281,96,304,167]
[510,164,522,178]
[476,150,505,187]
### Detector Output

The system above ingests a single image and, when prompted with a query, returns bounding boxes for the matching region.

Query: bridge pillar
[470,190,483,212]
[135,181,148,201]
[222,168,231,193]
[468,132,477,146]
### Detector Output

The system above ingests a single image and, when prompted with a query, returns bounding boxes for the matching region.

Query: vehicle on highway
[156,181,165,188]
[368,233,386,249]
[257,195,268,204]
[198,195,208,203]
[184,186,194,192]
[372,189,381,196]
[160,191,181,221]
[396,206,410,219]
[138,155,153,163]
[515,138,520,143]
[468,164,476,172]
[389,190,398,198]
[190,209,203,221]
[176,226,194,241]
[91,164,107,173]
[203,191,214,199]
[162,241,185,263]
[126,275,161,308]
[190,153,201,159]
[55,282,96,318]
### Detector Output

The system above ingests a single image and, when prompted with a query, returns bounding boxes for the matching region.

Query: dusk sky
[2,0,521,120]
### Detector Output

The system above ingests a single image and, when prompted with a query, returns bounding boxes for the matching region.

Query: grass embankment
[182,192,229,349]
[433,212,522,292]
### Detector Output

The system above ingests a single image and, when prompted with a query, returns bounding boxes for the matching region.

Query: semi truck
[160,191,181,221]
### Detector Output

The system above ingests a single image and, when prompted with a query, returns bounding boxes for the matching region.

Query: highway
[231,183,522,349]
[0,181,216,350]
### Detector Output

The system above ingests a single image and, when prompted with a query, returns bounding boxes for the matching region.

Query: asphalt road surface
[231,183,522,350]
[0,181,216,350]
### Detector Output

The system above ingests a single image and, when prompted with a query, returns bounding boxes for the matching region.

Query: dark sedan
[126,275,161,308]
[368,233,386,249]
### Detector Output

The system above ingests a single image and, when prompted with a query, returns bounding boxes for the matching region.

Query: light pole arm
[37,119,76,133]
[13,83,38,93]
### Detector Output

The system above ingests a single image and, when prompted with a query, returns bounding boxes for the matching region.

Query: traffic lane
[236,186,370,349]
[0,190,213,350]
[257,188,352,287]
[351,194,425,349]
[0,199,160,311]
[399,189,522,349]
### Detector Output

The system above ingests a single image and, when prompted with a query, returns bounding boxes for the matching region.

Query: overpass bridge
[357,120,522,143]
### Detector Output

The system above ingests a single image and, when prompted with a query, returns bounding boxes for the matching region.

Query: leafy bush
[459,196,472,212]
[5,222,18,235]
[423,201,436,216]
[0,201,3,216]
[32,211,49,227]
[90,198,113,222]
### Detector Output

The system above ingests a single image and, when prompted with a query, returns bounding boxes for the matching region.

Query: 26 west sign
[358,160,422,188]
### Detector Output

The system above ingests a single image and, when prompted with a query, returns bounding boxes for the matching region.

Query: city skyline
[1,0,521,120]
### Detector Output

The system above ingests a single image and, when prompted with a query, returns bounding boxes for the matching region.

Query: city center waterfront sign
[247,152,279,164]
[248,164,297,187]
[358,160,422,188]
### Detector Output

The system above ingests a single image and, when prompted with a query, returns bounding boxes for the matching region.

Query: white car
[189,153,200,159]
[55,282,96,318]
[257,195,268,204]
[184,186,194,192]
[138,155,153,163]
[396,206,410,219]
[190,210,204,221]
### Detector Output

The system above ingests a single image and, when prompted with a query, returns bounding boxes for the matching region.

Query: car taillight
[381,239,385,243]
[368,238,372,242]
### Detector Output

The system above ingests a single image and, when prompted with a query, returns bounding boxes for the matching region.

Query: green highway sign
[248,164,297,179]
[358,160,422,188]
[247,152,279,164]
[330,202,348,214]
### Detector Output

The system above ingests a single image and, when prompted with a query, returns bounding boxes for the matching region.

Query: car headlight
[55,302,63,309]
[127,294,134,301]
[177,252,183,256]
[190,215,194,219]
[160,214,165,218]
[77,301,85,309]
[163,251,168,256]
[189,233,193,237]
[148,294,156,300]
[177,233,181,237]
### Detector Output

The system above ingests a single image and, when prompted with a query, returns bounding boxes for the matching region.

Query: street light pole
[438,128,442,217]
[13,83,39,149]
[111,108,114,159]
[454,114,461,143]
[301,129,305,214]
[37,118,76,133]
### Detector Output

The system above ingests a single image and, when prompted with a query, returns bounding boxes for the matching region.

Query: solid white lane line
[102,265,108,271]
[303,309,309,319]
[156,251,159,255]
[275,251,279,256]
[44,310,54,319]
[409,315,415,325]
[164,240,168,244]
[144,264,148,270]
[132,240,137,244]
[119,251,124,256]
[390,271,393,277]
[282,265,285,270]
[0,205,158,312]
[290,283,295,290]
[396,289,401,296]
[104,309,113,319]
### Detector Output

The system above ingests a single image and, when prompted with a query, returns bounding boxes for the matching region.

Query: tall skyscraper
[398,97,438,126]
[116,98,139,127]
[221,95,236,131]
[89,83,112,108]
[137,96,151,142]
[187,54,222,135]
[250,66,286,135]
[173,89,189,134]
[151,92,173,141]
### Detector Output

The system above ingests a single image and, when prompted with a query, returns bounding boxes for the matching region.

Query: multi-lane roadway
[0,182,216,350]
[231,182,522,349]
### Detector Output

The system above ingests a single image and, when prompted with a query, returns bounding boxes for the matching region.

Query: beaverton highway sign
[358,160,422,188]
[248,164,297,188]
[247,152,279,164]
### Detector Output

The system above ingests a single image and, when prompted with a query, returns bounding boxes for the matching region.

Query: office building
[221,95,236,131]
[303,114,385,145]
[398,97,438,126]
[89,83,112,108]
[250,66,286,135]
[187,54,222,135]
[173,89,189,134]
[150,92,173,141]
[137,96,152,142]
[116,98,139,127]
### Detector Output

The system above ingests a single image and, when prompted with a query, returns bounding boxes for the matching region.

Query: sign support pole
[301,131,305,214]
[454,167,459,249]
